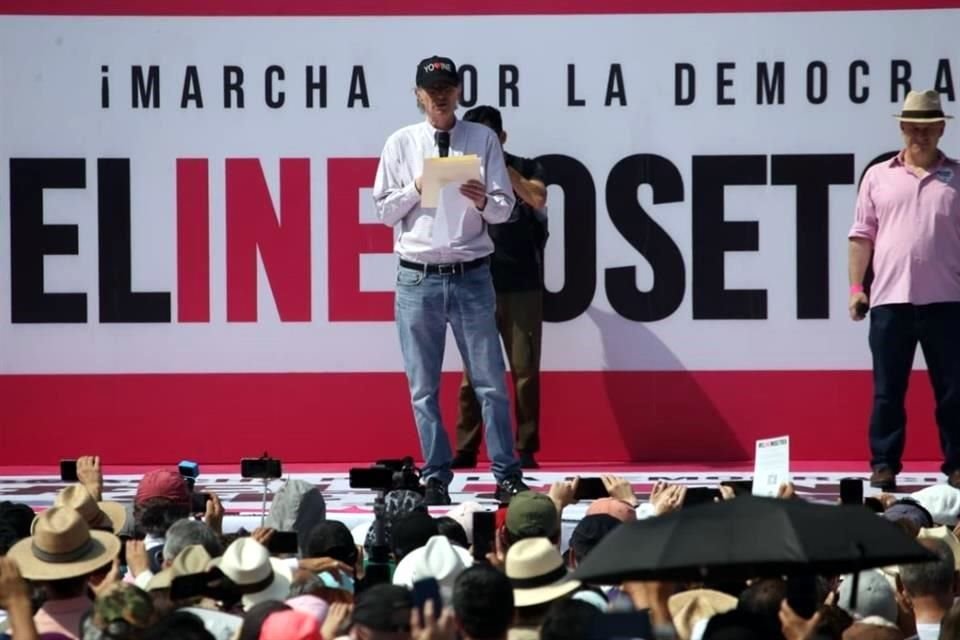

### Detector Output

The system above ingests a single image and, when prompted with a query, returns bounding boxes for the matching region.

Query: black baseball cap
[416,56,459,89]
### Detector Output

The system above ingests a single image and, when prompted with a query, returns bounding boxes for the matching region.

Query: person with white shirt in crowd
[372,55,527,507]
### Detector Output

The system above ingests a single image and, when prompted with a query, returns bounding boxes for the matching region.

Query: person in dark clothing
[453,105,548,471]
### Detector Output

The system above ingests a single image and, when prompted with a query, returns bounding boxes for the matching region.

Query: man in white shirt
[373,55,527,506]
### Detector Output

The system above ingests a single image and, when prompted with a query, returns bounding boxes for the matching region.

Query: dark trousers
[457,289,542,454]
[869,302,960,474]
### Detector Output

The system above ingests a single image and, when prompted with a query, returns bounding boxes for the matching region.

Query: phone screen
[574,477,609,501]
[412,578,442,620]
[60,459,79,482]
[267,530,300,555]
[472,511,496,561]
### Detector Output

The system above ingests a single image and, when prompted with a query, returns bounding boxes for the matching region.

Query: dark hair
[237,601,291,640]
[142,611,216,640]
[0,502,35,540]
[901,538,955,598]
[134,498,190,538]
[703,609,769,640]
[390,511,438,561]
[736,579,787,640]
[0,523,22,556]
[304,520,358,566]
[453,566,514,639]
[462,105,503,134]
[434,517,469,548]
[42,574,92,599]
[540,599,602,640]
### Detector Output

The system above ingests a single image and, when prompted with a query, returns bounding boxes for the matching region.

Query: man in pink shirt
[849,90,960,491]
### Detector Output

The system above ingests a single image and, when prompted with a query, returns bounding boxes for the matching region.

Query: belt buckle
[436,263,459,275]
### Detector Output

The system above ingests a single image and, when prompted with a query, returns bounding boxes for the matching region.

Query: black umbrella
[573,495,937,584]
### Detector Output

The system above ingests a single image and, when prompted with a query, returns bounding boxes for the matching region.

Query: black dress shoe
[518,451,539,469]
[424,478,452,506]
[495,474,529,504]
[451,451,477,469]
[869,467,897,491]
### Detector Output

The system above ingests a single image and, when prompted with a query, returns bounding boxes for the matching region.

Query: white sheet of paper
[752,435,790,497]
[421,155,482,207]
[431,183,471,248]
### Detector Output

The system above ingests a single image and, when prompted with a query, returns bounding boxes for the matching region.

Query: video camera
[349,457,422,494]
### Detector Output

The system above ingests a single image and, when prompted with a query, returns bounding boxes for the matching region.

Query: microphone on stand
[435,131,450,158]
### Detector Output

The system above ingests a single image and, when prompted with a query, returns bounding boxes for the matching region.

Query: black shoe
[451,450,477,469]
[519,451,539,469]
[495,474,529,504]
[424,478,452,506]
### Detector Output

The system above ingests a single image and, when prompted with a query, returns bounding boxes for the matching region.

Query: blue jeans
[869,303,960,475]
[395,261,520,485]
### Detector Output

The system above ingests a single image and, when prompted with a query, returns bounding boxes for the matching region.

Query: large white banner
[1,11,957,374]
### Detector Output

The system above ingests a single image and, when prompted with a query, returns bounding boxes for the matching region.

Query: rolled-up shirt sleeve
[849,170,878,242]
[373,136,421,227]
[476,132,516,224]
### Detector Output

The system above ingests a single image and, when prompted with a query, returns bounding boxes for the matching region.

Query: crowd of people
[0,457,959,639]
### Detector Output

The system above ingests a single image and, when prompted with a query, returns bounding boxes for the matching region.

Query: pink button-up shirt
[849,151,960,306]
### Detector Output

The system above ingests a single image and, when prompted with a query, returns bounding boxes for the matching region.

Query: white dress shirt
[372,118,515,264]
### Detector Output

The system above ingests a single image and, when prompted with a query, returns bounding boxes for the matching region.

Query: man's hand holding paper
[421,154,483,207]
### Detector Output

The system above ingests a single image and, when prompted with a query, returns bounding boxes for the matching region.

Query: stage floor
[0,463,945,515]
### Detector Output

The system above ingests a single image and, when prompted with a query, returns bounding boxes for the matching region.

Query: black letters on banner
[499,64,519,107]
[935,59,956,102]
[605,155,685,321]
[348,65,369,108]
[675,63,695,105]
[305,65,326,109]
[265,65,285,109]
[459,65,477,107]
[181,65,204,109]
[692,155,767,319]
[101,65,110,109]
[567,64,586,107]
[891,60,912,102]
[9,159,87,323]
[757,62,785,105]
[717,63,735,105]
[132,65,159,109]
[225,66,246,108]
[97,159,171,323]
[849,60,869,104]
[807,61,827,104]
[538,155,596,322]
[771,154,854,319]
[605,64,627,106]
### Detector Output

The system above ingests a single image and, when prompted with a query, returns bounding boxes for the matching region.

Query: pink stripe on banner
[0,0,957,15]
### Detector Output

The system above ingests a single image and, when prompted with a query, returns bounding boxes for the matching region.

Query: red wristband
[850,284,864,294]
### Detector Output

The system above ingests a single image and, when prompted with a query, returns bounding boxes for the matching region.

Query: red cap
[135,469,190,507]
[259,610,320,640]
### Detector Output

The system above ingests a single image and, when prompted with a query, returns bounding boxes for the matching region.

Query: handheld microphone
[435,131,450,158]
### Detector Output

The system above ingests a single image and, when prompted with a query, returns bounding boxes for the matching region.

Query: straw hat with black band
[7,507,120,581]
[894,90,953,123]
[505,537,581,607]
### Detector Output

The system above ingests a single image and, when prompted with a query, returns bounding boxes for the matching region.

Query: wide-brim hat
[54,484,127,535]
[211,537,292,610]
[506,537,580,608]
[668,589,738,640]
[147,544,214,592]
[895,90,953,122]
[392,535,473,602]
[8,507,120,581]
